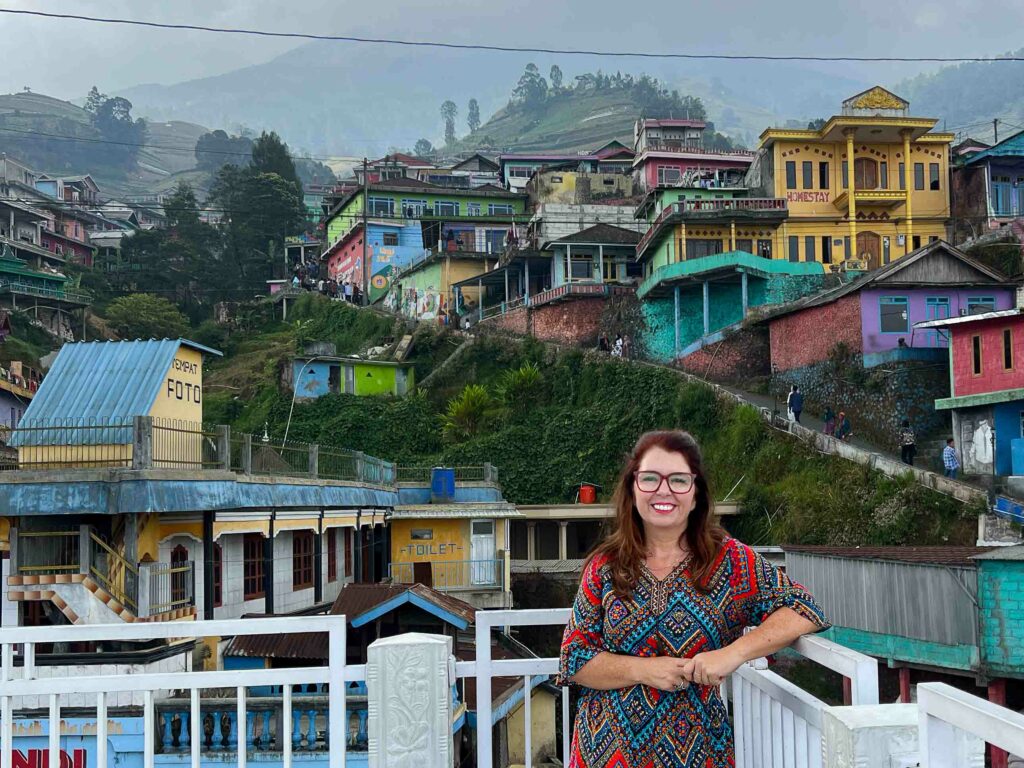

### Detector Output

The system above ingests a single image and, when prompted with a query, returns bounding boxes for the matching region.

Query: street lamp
[282,355,331,445]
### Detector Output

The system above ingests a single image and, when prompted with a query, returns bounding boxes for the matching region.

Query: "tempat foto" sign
[13,749,86,768]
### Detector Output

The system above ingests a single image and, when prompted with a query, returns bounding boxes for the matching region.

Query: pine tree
[467,99,481,133]
[441,101,458,145]
[251,131,302,194]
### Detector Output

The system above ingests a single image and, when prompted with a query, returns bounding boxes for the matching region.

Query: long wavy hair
[589,430,727,597]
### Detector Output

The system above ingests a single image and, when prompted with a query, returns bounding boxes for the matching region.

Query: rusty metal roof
[783,545,996,567]
[225,583,477,660]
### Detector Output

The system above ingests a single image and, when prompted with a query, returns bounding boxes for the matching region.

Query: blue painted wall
[993,401,1024,477]
[365,223,424,277]
[398,484,505,505]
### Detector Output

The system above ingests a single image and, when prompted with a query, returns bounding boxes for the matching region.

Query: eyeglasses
[634,470,696,494]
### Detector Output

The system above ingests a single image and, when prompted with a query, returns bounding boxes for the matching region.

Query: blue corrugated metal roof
[965,129,1024,165]
[11,339,221,446]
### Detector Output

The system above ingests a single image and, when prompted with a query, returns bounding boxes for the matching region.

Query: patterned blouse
[558,538,829,767]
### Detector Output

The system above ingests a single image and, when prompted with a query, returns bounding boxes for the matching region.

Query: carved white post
[367,632,456,768]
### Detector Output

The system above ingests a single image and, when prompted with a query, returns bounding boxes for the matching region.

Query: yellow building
[746,86,954,269]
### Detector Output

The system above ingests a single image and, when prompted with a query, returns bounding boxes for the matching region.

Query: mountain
[116,42,874,157]
[897,51,1024,142]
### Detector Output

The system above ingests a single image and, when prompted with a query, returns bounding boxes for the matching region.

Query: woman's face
[633,446,698,535]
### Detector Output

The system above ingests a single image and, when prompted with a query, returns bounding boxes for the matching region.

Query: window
[243,533,265,600]
[899,162,906,190]
[842,161,849,190]
[930,163,940,191]
[382,232,399,247]
[344,528,353,578]
[658,166,682,185]
[788,236,799,263]
[488,204,514,215]
[551,175,564,184]
[212,543,222,607]
[802,161,813,190]
[912,235,921,251]
[327,530,337,583]
[879,297,910,334]
[434,201,459,216]
[367,197,395,217]
[914,163,925,191]
[968,296,996,314]
[570,259,594,279]
[785,161,797,190]
[292,530,315,590]
[821,236,832,264]
[401,199,426,217]
[411,529,434,540]
[467,203,481,216]
[508,166,532,179]
[972,335,983,376]
[1005,329,1014,370]
[819,162,829,190]
[880,162,889,189]
[804,236,816,262]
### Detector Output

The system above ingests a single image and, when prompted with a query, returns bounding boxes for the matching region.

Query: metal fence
[390,558,505,591]
[151,418,222,470]
[13,530,80,576]
[395,464,499,484]
[0,417,134,470]
[89,532,138,614]
[140,560,195,618]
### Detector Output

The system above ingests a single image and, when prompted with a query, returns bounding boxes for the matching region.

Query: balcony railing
[394,464,499,484]
[0,611,890,768]
[917,683,1024,767]
[389,558,505,591]
[637,198,788,257]
[641,141,755,158]
[140,560,195,618]
[0,279,91,304]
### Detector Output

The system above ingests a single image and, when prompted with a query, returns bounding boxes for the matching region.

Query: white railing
[0,610,879,768]
[918,682,1024,767]
[0,616,349,768]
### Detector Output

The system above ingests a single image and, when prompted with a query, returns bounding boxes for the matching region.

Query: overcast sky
[3,0,1024,100]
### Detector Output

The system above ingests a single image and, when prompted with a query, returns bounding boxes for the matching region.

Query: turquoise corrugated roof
[965,129,1024,165]
[12,339,221,446]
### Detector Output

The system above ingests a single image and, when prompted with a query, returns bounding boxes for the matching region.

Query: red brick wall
[486,306,530,336]
[951,316,1024,397]
[769,295,863,372]
[479,298,606,346]
[678,325,770,382]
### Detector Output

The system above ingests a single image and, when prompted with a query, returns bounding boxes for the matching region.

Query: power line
[3,7,1024,63]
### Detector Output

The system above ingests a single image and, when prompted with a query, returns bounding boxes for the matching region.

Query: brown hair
[588,430,726,597]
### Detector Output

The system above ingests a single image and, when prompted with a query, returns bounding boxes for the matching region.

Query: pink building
[632,118,754,190]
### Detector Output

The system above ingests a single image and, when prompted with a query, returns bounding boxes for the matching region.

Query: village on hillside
[5,75,1024,768]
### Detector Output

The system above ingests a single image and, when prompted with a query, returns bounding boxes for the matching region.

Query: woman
[899,419,916,466]
[835,412,853,442]
[823,405,836,436]
[559,431,828,767]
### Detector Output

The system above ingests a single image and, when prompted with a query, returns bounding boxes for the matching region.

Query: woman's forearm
[727,607,819,664]
[570,652,644,690]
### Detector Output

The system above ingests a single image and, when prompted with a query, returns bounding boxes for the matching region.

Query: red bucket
[579,484,597,504]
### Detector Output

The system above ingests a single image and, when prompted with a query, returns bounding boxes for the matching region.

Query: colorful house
[322,179,527,304]
[918,306,1024,478]
[386,250,503,324]
[745,86,954,268]
[951,129,1024,242]
[498,141,634,192]
[632,118,754,192]
[289,355,415,398]
[0,242,89,341]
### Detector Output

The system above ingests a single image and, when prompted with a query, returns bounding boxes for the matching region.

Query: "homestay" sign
[13,749,86,768]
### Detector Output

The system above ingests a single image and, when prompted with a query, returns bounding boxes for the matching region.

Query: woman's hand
[636,656,694,692]
[688,647,745,687]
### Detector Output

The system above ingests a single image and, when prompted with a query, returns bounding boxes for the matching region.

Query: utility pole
[994,118,1000,144]
[361,157,369,306]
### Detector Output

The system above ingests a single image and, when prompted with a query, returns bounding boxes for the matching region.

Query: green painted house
[290,356,415,399]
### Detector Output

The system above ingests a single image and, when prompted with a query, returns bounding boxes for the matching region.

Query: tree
[92,96,147,169]
[164,182,201,229]
[251,131,302,194]
[807,118,828,130]
[467,99,481,133]
[105,294,189,340]
[442,385,498,441]
[194,129,253,172]
[413,138,434,157]
[550,65,564,91]
[440,100,458,145]
[512,63,548,108]
[84,86,106,116]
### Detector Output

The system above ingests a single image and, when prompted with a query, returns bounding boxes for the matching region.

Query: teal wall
[640,271,828,363]
[979,559,1024,676]
[821,626,979,673]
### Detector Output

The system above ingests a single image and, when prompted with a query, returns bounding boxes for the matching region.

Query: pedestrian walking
[612,334,623,358]
[943,438,960,480]
[823,406,836,436]
[835,411,853,441]
[622,333,633,360]
[598,333,610,353]
[899,419,916,466]
[786,385,803,423]
[343,280,353,302]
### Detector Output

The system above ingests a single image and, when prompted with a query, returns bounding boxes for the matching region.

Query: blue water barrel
[1012,439,1024,476]
[431,467,456,503]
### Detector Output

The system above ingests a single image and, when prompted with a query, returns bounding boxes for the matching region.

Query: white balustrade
[918,682,1017,767]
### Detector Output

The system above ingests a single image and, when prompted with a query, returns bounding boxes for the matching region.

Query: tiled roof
[783,545,996,567]
[13,339,222,435]
[552,223,641,246]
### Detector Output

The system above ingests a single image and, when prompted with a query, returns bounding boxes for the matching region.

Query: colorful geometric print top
[558,538,830,768]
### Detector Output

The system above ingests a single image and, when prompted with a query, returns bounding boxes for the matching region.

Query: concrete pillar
[216,425,231,471]
[988,679,1009,768]
[367,633,455,768]
[503,267,509,303]
[477,278,483,321]
[845,128,858,261]
[598,245,604,283]
[526,522,537,561]
[132,415,153,470]
[822,704,974,767]
[730,220,736,251]
[702,280,710,336]
[566,243,572,285]
[558,521,569,560]
[902,129,915,254]
[680,223,687,262]
[524,259,531,305]
[673,286,681,356]
[740,271,749,318]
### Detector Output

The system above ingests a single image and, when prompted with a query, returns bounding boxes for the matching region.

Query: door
[854,158,878,190]
[344,365,355,394]
[395,368,408,396]
[856,232,881,270]
[470,519,496,585]
[925,298,950,347]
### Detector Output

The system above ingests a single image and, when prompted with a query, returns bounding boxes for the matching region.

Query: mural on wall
[959,407,995,475]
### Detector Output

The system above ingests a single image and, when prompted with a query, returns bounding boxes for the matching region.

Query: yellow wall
[148,346,204,423]
[0,517,9,551]
[138,514,162,562]
[505,688,557,766]
[390,517,508,564]
[19,442,133,469]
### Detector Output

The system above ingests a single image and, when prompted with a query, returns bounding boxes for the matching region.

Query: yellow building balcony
[833,188,908,210]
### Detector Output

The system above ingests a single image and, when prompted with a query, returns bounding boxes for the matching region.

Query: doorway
[854,158,879,190]
[470,519,496,585]
[856,232,882,270]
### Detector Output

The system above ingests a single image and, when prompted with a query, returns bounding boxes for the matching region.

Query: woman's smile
[651,502,676,514]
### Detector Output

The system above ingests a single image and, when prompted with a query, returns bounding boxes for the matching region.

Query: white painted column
[558,521,569,560]
[526,522,537,561]
[367,633,455,768]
